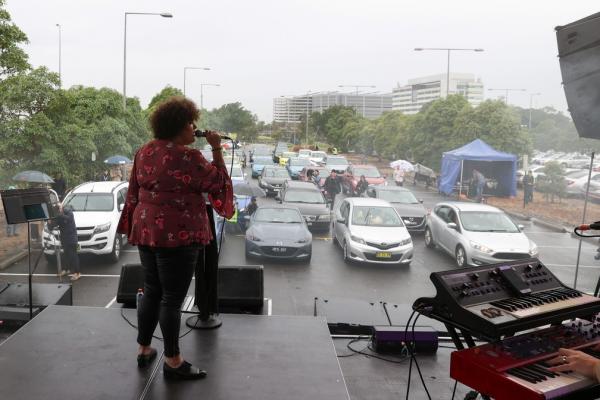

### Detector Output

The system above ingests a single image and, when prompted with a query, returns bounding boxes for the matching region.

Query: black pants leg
[63,243,80,273]
[137,245,199,358]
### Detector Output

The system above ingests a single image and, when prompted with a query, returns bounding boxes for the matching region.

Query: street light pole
[487,88,527,105]
[56,24,61,86]
[199,83,221,110]
[528,92,541,130]
[338,85,376,117]
[183,66,210,97]
[123,12,172,109]
[414,47,484,97]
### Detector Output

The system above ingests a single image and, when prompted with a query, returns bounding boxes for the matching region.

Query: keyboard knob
[525,265,533,272]
[470,273,479,280]
[460,290,469,297]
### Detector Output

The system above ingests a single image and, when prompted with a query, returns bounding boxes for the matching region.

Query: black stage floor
[0,305,350,400]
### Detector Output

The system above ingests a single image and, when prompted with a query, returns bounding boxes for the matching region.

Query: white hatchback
[43,181,129,263]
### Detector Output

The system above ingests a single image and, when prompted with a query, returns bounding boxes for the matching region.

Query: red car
[341,164,387,194]
[298,166,328,187]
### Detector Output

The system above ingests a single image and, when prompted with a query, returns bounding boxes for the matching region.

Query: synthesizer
[413,258,600,340]
[450,319,600,400]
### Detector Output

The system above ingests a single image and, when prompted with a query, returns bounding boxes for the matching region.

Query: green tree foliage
[199,102,258,143]
[538,161,566,202]
[0,0,29,78]
[146,85,184,117]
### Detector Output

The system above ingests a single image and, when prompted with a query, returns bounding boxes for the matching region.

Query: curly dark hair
[149,97,200,140]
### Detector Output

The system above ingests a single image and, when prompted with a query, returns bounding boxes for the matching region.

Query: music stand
[0,188,60,320]
[186,203,222,329]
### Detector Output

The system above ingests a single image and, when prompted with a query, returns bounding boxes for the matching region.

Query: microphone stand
[186,203,222,329]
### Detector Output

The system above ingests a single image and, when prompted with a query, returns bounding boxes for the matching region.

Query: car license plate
[376,252,392,258]
[272,247,287,253]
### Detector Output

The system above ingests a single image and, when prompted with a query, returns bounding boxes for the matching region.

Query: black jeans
[63,243,80,273]
[137,245,200,357]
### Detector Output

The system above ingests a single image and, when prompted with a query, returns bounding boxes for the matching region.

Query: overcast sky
[6,0,599,121]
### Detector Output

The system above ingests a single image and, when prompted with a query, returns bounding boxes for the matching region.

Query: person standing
[523,170,534,206]
[312,169,321,186]
[393,167,405,187]
[49,204,80,280]
[117,97,233,380]
[5,184,18,237]
[355,175,369,196]
[324,171,342,208]
[473,169,486,202]
[52,173,67,200]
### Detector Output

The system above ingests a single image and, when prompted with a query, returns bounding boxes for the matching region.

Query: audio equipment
[116,263,144,306]
[218,265,264,313]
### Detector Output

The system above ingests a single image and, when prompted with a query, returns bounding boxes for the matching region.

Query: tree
[146,85,184,117]
[200,102,258,143]
[538,161,566,202]
[0,1,29,78]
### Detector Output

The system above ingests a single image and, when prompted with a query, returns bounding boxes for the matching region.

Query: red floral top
[117,139,234,247]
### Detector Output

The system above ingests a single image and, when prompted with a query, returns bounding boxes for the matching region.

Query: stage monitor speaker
[116,264,144,306]
[556,12,600,139]
[218,265,264,313]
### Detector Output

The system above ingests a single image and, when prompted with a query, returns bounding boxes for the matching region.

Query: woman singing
[117,97,233,380]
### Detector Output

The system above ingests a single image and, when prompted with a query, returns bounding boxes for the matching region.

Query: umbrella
[12,170,54,184]
[389,159,415,172]
[104,155,132,165]
[233,182,265,197]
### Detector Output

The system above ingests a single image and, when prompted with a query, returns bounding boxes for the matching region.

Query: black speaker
[218,265,264,313]
[116,264,144,305]
[556,13,600,139]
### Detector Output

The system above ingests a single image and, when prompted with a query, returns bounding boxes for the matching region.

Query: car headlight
[296,237,310,244]
[246,233,261,242]
[319,214,331,221]
[399,237,412,246]
[470,241,494,254]
[350,235,366,244]
[529,243,538,256]
[93,222,111,235]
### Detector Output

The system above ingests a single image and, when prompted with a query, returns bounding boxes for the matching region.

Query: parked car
[309,151,328,165]
[251,156,275,178]
[272,142,289,163]
[424,202,538,268]
[564,169,600,195]
[298,166,328,187]
[332,197,413,265]
[258,166,291,196]
[342,164,386,194]
[42,181,129,263]
[286,157,311,179]
[324,156,349,173]
[278,181,330,232]
[366,186,427,232]
[279,151,298,166]
[557,154,590,169]
[298,149,312,158]
[229,163,245,184]
[250,146,273,163]
[245,206,312,262]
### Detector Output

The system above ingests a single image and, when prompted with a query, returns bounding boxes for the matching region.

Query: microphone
[194,129,232,140]
[577,221,600,231]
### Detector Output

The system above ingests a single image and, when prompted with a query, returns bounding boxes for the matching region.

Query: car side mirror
[119,203,125,212]
[518,224,524,231]
[337,216,346,224]
[419,199,424,204]
[447,222,458,231]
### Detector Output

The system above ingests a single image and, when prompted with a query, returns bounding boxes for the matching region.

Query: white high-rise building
[273,92,392,123]
[392,73,484,115]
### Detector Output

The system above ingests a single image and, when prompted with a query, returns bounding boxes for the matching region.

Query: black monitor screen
[23,203,49,221]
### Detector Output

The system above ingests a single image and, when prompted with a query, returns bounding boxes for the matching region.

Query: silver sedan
[332,197,413,265]
[424,202,538,267]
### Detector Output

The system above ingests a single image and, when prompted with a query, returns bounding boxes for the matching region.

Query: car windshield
[254,208,303,223]
[378,190,419,204]
[351,206,403,227]
[459,211,520,233]
[264,168,290,178]
[254,157,272,164]
[311,152,327,159]
[284,190,325,204]
[64,194,114,212]
[290,158,310,166]
[353,167,381,178]
[299,150,311,156]
[326,157,348,165]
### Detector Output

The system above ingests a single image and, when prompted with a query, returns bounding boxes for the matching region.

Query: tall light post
[488,88,527,105]
[528,92,541,130]
[414,47,484,97]
[183,66,210,96]
[56,24,62,86]
[338,85,376,117]
[199,83,220,110]
[305,90,315,145]
[123,12,172,109]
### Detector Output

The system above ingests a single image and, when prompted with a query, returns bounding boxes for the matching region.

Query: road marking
[105,296,117,308]
[267,298,273,316]
[545,263,600,270]
[0,273,122,278]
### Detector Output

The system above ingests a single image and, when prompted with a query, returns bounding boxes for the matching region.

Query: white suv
[43,181,129,263]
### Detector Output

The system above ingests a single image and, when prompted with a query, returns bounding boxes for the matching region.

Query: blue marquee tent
[439,139,517,197]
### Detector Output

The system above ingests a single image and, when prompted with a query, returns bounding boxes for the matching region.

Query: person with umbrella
[393,166,405,187]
